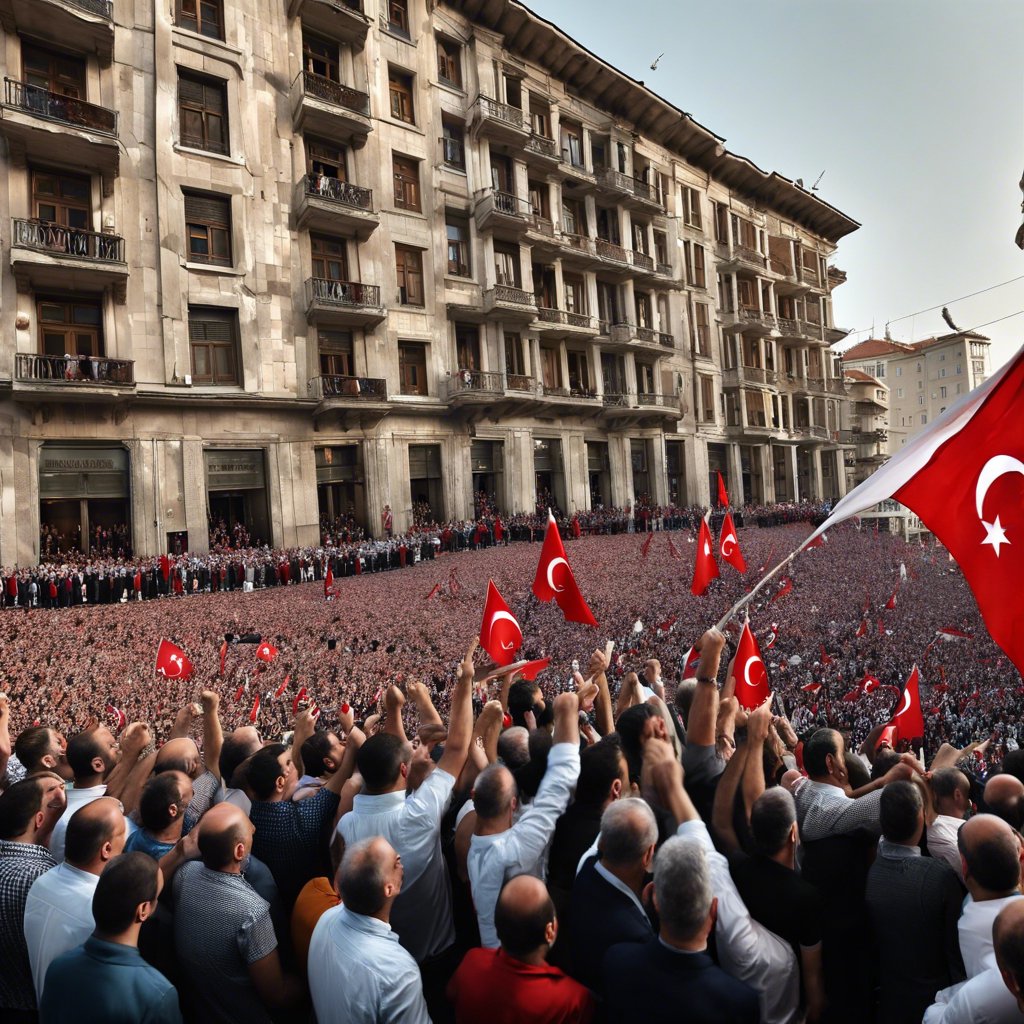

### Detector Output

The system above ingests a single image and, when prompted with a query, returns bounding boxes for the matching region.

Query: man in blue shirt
[40,851,182,1024]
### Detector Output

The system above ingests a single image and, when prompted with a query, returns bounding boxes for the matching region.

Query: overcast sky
[527,0,1024,370]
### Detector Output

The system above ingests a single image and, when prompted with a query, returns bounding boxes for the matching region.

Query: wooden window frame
[395,245,424,306]
[387,0,410,37]
[399,341,428,395]
[446,218,470,278]
[441,120,465,170]
[311,234,349,281]
[388,68,415,124]
[177,0,224,40]
[184,191,232,267]
[303,33,340,82]
[393,154,421,211]
[38,298,103,358]
[188,306,239,385]
[436,38,462,88]
[178,70,228,155]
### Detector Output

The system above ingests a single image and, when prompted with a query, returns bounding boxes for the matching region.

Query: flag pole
[713,537,813,632]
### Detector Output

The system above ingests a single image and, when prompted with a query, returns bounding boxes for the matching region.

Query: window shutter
[188,308,235,341]
[184,192,229,224]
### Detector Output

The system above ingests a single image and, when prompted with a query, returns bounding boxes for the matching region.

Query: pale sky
[527,0,1024,371]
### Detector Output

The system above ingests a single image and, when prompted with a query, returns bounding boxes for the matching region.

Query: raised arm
[200,690,224,782]
[382,685,408,744]
[104,722,152,801]
[741,696,773,822]
[437,637,477,778]
[289,709,317,781]
[711,735,750,854]
[643,736,699,828]
[324,705,364,796]
[0,693,11,784]
[406,681,442,730]
[687,627,726,747]
[588,648,615,738]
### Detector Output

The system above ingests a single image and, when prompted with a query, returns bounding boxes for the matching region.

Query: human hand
[587,648,609,678]
[694,627,726,658]
[747,695,774,743]
[200,690,220,714]
[384,685,405,713]
[120,722,151,756]
[406,681,430,706]
[338,703,354,735]
[458,637,479,687]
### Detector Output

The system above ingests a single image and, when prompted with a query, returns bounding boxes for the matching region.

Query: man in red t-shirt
[447,874,594,1024]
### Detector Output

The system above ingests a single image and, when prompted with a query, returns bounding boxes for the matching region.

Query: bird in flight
[650,53,664,71]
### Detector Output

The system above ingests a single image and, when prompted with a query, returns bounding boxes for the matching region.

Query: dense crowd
[2,519,1023,1023]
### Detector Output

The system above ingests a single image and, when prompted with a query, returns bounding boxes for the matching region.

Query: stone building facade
[0,0,858,562]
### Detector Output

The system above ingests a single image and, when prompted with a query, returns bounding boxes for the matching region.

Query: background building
[0,0,857,562]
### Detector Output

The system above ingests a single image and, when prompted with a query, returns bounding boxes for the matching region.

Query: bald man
[957,814,1023,978]
[984,775,1024,831]
[449,874,594,1024]
[996,900,1024,1013]
[308,836,430,1024]
[25,796,127,1002]
[171,803,301,1024]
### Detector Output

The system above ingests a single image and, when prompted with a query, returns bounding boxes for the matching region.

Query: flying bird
[941,306,961,332]
[811,170,825,191]
[650,53,664,71]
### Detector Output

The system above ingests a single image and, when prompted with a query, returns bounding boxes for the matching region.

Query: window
[939,367,946,378]
[940,353,945,361]
[561,198,583,236]
[184,191,231,266]
[684,242,706,289]
[681,186,702,228]
[939,386,947,398]
[441,120,465,170]
[654,231,669,267]
[567,350,590,392]
[307,137,346,181]
[446,216,470,277]
[916,362,922,372]
[564,275,587,315]
[389,68,415,123]
[178,70,228,155]
[387,0,410,37]
[956,363,962,375]
[393,154,420,211]
[188,306,238,384]
[311,234,348,281]
[895,365,902,377]
[32,170,90,229]
[319,330,354,377]
[560,121,584,167]
[921,414,928,425]
[504,333,525,376]
[38,298,102,358]
[302,33,339,82]
[896,387,904,398]
[23,43,85,97]
[436,38,461,88]
[493,243,520,287]
[596,280,618,324]
[395,245,424,305]
[699,374,715,422]
[528,180,550,220]
[713,202,727,243]
[917,379,923,390]
[177,0,223,39]
[692,302,710,357]
[529,101,551,139]
[632,220,649,255]
[399,342,428,395]
[917,394,924,406]
[455,324,480,370]
[972,360,984,377]
[875,362,885,378]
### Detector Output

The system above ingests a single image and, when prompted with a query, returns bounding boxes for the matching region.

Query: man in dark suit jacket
[566,796,656,992]
[602,833,759,1024]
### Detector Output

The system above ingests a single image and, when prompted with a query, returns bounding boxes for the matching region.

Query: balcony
[534,307,599,339]
[446,368,505,405]
[600,390,679,425]
[10,219,128,298]
[594,237,631,273]
[801,265,823,289]
[720,308,776,335]
[0,0,113,66]
[607,322,667,353]
[825,325,850,344]
[790,424,830,442]
[1,79,119,184]
[595,168,663,211]
[523,133,559,166]
[717,244,767,275]
[286,0,370,46]
[291,71,371,145]
[294,174,377,237]
[558,232,596,266]
[304,277,385,327]
[473,189,530,238]
[309,373,390,426]
[629,250,655,274]
[471,96,528,145]
[13,352,134,401]
[525,215,559,254]
[482,284,537,322]
[722,365,775,389]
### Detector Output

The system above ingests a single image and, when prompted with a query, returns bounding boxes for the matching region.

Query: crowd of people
[39,522,132,560]
[2,514,1024,1022]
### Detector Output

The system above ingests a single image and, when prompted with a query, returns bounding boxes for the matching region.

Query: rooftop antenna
[811,170,825,191]
[649,53,664,71]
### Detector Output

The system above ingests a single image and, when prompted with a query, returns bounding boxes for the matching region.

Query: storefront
[470,440,504,514]
[408,444,443,524]
[204,449,270,547]
[533,437,565,514]
[316,444,366,531]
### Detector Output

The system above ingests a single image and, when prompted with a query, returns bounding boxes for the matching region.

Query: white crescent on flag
[743,655,765,688]
[546,557,568,593]
[721,531,736,557]
[894,688,912,718]
[975,454,1024,557]
[486,609,522,650]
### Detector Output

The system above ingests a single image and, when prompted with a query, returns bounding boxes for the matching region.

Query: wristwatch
[696,675,717,685]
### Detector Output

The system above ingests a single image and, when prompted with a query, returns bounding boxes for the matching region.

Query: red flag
[641,532,653,559]
[571,515,581,539]
[801,682,822,693]
[855,618,868,639]
[717,470,729,508]
[769,576,793,603]
[763,624,778,649]
[426,582,441,600]
[105,704,126,733]
[518,657,551,681]
[733,621,769,711]
[532,512,597,626]
[718,511,747,573]
[667,535,680,560]
[936,627,972,640]
[495,518,504,543]
[292,686,308,716]
[274,675,290,699]
[480,580,523,667]
[819,644,833,666]
[805,533,825,549]
[892,664,925,743]
[256,642,278,663]
[876,725,896,751]
[234,683,245,702]
[861,673,882,693]
[159,554,170,581]
[690,518,719,596]
[354,556,362,575]
[681,645,702,680]
[449,569,460,596]
[154,639,194,681]
[842,688,861,702]
[885,591,897,611]
[324,564,334,598]
[249,694,261,724]
[219,640,228,677]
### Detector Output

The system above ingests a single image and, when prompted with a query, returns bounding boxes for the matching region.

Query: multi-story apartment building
[840,368,888,488]
[0,0,857,562]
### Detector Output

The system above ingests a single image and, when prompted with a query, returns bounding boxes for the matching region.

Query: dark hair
[496,728,530,772]
[337,839,388,916]
[93,853,158,934]
[959,824,1021,892]
[879,780,923,843]
[1001,751,1024,785]
[931,767,969,802]
[197,815,248,870]
[802,729,841,778]
[357,733,409,792]
[245,744,288,801]
[0,778,45,839]
[507,680,541,727]
[65,803,119,865]
[474,764,514,819]
[495,877,554,957]
[219,732,259,788]
[871,750,901,781]
[750,788,797,857]
[14,726,56,774]
[845,754,871,791]
[513,730,552,800]
[616,704,659,784]
[139,773,184,832]
[66,731,105,780]
[300,731,336,779]
[995,904,1024,992]
[575,736,625,806]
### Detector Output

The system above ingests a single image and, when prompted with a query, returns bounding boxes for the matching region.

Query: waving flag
[733,621,770,711]
[292,686,308,716]
[819,644,833,666]
[480,580,523,666]
[105,704,126,734]
[274,675,290,699]
[249,694,261,724]
[154,639,194,681]
[680,645,702,680]
[426,582,441,601]
[324,564,334,599]
[855,618,868,639]
[518,657,551,681]
[762,624,778,649]
[219,639,228,678]
[937,627,972,641]
[885,591,897,611]
[690,517,720,596]
[861,674,882,694]
[891,664,925,743]
[532,512,597,626]
[769,576,793,603]
[801,682,822,694]
[717,471,729,508]
[718,511,747,573]
[256,642,278,664]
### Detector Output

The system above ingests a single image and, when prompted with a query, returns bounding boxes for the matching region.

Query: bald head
[337,837,403,917]
[496,727,530,772]
[473,763,516,821]
[65,796,128,872]
[156,738,201,779]
[197,802,253,871]
[958,813,1021,897]
[495,874,556,959]
[985,775,1024,830]
[995,900,1024,1011]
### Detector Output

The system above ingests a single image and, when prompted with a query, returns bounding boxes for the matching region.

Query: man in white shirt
[928,768,971,880]
[468,690,581,948]
[24,796,127,1001]
[335,641,475,966]
[957,814,1023,977]
[308,836,429,1024]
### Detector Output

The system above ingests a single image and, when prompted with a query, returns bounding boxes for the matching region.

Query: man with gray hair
[928,767,971,880]
[602,835,759,1023]
[566,796,657,991]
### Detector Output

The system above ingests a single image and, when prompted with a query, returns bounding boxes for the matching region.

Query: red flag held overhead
[733,621,770,711]
[855,618,868,639]
[249,694,261,724]
[885,591,897,611]
[154,639,194,681]
[105,704,126,733]
[274,675,290,699]
[690,518,720,596]
[892,665,925,743]
[479,580,523,667]
[518,657,551,681]
[532,512,597,626]
[256,642,278,663]
[292,687,308,716]
[819,644,833,666]
[718,511,747,573]
[769,576,793,603]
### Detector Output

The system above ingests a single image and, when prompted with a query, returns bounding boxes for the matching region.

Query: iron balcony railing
[595,238,629,263]
[299,71,370,115]
[536,307,596,331]
[302,174,373,211]
[4,78,117,136]
[16,352,133,385]
[656,261,673,277]
[524,133,558,159]
[12,218,124,262]
[630,250,655,272]
[602,392,630,408]
[506,372,537,393]
[66,0,114,18]
[657,332,674,348]
[306,277,381,308]
[310,374,386,400]
[489,284,534,307]
[449,369,505,397]
[476,96,526,130]
[638,391,675,407]
[559,232,594,256]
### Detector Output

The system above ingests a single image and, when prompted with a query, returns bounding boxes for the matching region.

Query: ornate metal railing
[310,374,386,400]
[12,218,124,262]
[630,250,654,271]
[476,96,525,130]
[595,238,629,263]
[299,71,369,115]
[302,174,372,211]
[490,284,534,306]
[506,373,537,393]
[16,352,133,385]
[306,277,381,308]
[67,0,114,18]
[449,369,505,396]
[525,134,558,159]
[4,78,117,135]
